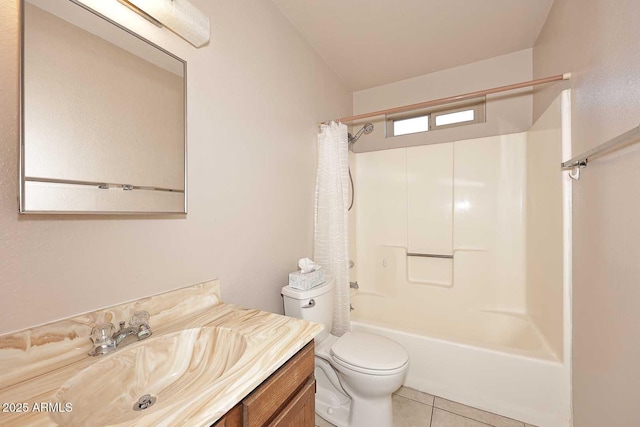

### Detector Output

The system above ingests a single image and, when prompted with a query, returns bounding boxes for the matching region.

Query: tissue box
[288,268,325,290]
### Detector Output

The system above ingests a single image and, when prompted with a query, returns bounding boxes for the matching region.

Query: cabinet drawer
[268,377,315,427]
[243,341,314,427]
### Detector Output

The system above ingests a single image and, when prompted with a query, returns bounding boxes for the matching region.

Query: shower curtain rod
[322,73,571,125]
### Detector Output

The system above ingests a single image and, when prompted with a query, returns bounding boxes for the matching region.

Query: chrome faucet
[350,281,359,289]
[89,311,152,356]
[113,320,147,347]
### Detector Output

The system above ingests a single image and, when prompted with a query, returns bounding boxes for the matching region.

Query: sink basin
[50,327,247,427]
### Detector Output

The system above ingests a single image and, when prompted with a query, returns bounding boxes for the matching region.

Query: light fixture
[118,0,210,48]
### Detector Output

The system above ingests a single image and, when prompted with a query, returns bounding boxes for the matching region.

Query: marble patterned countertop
[0,280,323,426]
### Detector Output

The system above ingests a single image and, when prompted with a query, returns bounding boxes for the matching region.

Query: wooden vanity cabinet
[212,340,315,427]
[212,404,242,427]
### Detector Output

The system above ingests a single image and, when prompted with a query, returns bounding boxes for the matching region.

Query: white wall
[351,49,532,153]
[0,0,351,334]
[533,1,640,425]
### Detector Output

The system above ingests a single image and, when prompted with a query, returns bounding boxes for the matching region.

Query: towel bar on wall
[407,253,454,259]
[562,124,640,180]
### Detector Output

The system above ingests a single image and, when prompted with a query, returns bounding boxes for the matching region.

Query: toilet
[282,277,408,427]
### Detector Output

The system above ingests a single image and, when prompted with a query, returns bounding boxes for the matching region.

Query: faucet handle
[131,311,152,340]
[91,323,115,345]
[130,311,150,327]
[89,323,116,356]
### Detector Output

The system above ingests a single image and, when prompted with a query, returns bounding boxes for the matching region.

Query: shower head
[348,123,374,144]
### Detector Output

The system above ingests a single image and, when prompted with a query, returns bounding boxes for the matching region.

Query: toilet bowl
[282,277,408,427]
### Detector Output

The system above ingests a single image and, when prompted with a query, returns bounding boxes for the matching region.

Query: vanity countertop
[0,280,323,426]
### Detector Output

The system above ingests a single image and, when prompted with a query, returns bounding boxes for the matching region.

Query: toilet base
[315,389,350,427]
[349,394,393,427]
[315,381,395,427]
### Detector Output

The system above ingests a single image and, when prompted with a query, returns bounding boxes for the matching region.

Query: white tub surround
[349,91,572,427]
[0,280,323,427]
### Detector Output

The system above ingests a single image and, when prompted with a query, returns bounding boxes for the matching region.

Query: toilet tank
[281,276,335,342]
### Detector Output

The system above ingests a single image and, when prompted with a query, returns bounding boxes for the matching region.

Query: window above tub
[386,97,485,138]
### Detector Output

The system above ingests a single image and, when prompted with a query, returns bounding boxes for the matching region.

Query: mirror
[20,0,187,214]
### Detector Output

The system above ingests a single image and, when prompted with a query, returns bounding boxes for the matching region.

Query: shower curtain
[315,121,350,336]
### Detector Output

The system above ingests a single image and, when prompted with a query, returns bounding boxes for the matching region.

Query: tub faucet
[350,281,359,290]
[89,311,152,356]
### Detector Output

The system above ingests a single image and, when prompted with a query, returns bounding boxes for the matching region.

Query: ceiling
[273,0,556,91]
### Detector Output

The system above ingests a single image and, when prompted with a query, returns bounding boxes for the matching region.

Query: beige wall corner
[534,1,640,426]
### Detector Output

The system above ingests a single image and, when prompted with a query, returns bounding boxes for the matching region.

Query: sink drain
[133,394,156,411]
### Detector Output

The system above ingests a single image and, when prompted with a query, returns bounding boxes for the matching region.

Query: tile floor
[314,387,538,427]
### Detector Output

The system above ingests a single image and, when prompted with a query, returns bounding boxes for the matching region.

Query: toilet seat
[331,354,408,376]
[330,332,408,376]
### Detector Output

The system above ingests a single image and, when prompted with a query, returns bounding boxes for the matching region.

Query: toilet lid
[330,332,408,371]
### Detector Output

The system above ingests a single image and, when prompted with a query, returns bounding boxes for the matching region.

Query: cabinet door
[243,342,314,427]
[268,378,315,427]
[212,404,242,427]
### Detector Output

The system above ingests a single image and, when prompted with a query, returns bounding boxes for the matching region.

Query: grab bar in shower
[407,253,453,259]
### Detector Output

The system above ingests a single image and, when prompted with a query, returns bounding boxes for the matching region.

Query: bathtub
[350,291,571,427]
